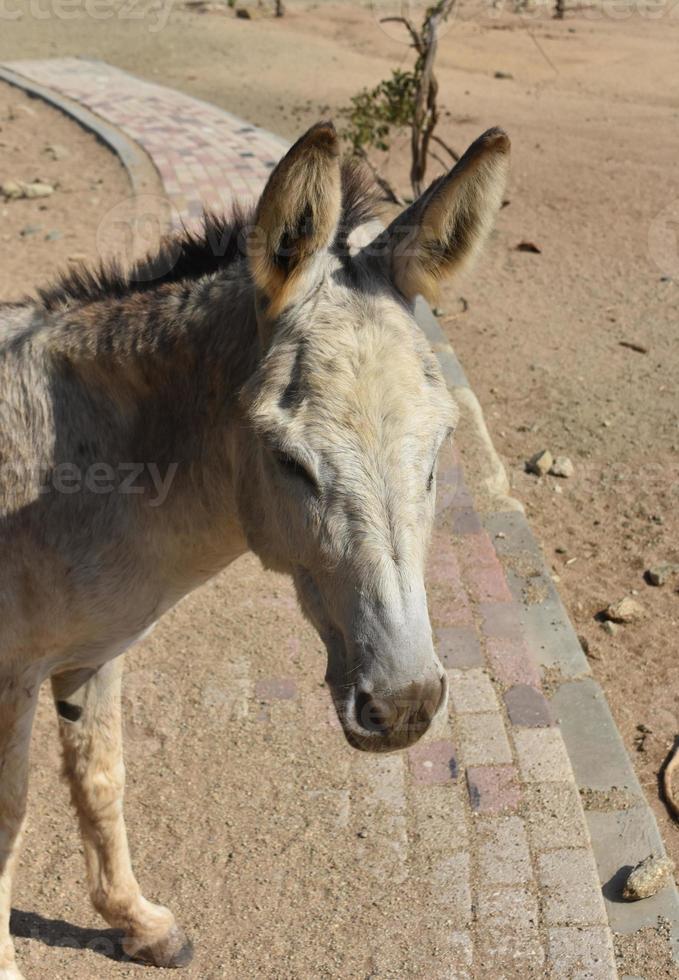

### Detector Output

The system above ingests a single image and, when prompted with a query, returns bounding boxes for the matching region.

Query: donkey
[0,121,509,978]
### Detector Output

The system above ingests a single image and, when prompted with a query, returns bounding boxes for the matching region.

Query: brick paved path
[3,57,662,978]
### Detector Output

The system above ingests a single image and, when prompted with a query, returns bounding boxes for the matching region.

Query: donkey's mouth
[329,674,448,754]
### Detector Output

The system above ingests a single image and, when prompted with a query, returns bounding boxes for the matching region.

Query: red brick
[486,637,542,689]
[255,678,297,701]
[409,739,458,785]
[434,626,483,668]
[466,765,522,814]
[464,562,513,604]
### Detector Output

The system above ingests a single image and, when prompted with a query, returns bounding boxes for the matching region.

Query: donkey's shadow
[10,908,130,964]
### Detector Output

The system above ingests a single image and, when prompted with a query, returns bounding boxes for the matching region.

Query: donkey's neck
[43,267,260,585]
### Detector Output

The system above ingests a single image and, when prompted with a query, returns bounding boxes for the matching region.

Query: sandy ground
[0,84,131,300]
[1,3,679,976]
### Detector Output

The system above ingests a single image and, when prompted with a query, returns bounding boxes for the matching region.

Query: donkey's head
[237,122,509,752]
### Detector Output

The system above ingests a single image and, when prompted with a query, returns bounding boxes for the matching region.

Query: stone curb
[421,311,679,965]
[3,59,677,970]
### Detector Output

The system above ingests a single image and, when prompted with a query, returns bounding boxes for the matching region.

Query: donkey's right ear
[248,122,342,319]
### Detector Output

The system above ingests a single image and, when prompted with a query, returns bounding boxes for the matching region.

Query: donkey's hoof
[124,925,193,969]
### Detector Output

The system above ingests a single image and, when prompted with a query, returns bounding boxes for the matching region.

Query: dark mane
[37,158,382,313]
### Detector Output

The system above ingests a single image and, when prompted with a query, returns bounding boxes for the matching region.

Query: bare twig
[356,148,404,205]
[431,132,460,162]
[379,16,423,53]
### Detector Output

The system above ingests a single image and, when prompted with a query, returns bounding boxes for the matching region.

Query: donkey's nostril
[355,691,396,733]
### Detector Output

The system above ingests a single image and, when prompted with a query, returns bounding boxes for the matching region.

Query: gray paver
[586,806,679,937]
[548,927,617,978]
[538,849,608,926]
[552,679,642,793]
[477,816,533,886]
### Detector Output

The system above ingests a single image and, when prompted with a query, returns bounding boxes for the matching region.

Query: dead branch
[431,132,460,162]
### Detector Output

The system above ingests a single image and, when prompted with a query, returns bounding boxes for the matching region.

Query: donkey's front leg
[0,675,38,980]
[51,658,192,968]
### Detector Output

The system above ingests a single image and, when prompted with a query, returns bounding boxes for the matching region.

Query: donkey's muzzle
[342,674,448,753]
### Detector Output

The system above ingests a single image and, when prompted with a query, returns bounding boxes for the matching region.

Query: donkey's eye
[274,451,318,492]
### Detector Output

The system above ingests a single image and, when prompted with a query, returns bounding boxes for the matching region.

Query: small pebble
[550,455,574,478]
[357,828,368,839]
[526,449,553,476]
[601,620,618,636]
[645,563,679,587]
[604,597,645,624]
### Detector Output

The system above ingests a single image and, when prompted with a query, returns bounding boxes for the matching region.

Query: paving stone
[548,927,617,978]
[255,678,297,700]
[448,668,498,713]
[409,738,458,785]
[477,816,533,886]
[452,506,483,535]
[525,782,589,849]
[458,712,513,766]
[409,783,469,850]
[486,636,542,689]
[429,852,472,919]
[478,600,524,642]
[352,753,408,886]
[504,683,554,727]
[513,727,574,783]
[427,535,465,589]
[586,807,679,935]
[538,850,607,926]
[434,625,483,668]
[464,560,514,603]
[552,679,642,793]
[455,529,499,567]
[522,593,591,677]
[466,765,522,814]
[476,887,544,969]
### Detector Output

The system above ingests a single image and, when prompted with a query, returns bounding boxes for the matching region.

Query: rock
[45,230,63,242]
[1,179,54,200]
[604,597,645,624]
[516,241,542,254]
[622,855,675,901]
[1,179,23,199]
[494,70,514,79]
[550,456,574,478]
[23,181,54,199]
[526,449,553,476]
[357,828,368,839]
[19,224,42,237]
[235,6,262,16]
[44,143,69,161]
[601,620,618,636]
[645,563,679,587]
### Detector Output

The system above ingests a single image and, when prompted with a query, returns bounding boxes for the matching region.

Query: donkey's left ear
[377,128,510,304]
[248,121,342,319]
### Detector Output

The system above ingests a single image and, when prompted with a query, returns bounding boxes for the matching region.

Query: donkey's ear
[381,128,510,303]
[248,121,342,318]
